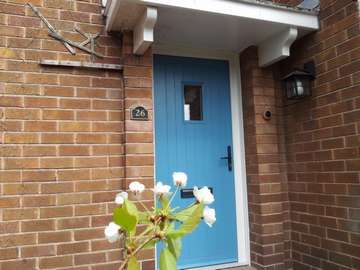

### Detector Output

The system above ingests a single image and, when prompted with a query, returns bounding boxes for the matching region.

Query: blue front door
[154,55,238,269]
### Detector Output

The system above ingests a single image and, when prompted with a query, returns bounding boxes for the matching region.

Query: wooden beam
[258,27,298,67]
[27,3,76,55]
[133,6,158,55]
[48,32,104,58]
[40,60,123,70]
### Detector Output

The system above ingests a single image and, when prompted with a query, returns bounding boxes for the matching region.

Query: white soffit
[105,0,319,66]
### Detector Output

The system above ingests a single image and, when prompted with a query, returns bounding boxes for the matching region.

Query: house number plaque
[131,106,149,121]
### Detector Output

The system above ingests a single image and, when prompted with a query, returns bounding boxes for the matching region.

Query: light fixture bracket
[303,60,316,78]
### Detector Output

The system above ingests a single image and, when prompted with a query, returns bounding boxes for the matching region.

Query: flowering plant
[104,172,216,270]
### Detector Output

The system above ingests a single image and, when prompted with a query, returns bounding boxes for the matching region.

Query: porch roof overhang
[104,0,319,67]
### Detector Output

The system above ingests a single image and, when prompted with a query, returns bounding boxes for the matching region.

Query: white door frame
[152,44,251,270]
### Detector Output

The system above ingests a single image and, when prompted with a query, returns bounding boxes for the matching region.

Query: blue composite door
[154,55,238,269]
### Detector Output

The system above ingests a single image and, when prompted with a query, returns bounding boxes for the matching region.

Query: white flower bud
[193,186,215,205]
[129,181,145,194]
[153,182,171,196]
[203,206,216,227]
[104,222,121,243]
[172,172,187,187]
[115,191,128,205]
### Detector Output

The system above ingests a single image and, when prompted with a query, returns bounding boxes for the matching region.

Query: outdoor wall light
[282,61,316,99]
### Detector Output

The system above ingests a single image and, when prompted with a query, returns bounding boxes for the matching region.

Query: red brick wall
[0,1,153,269]
[279,0,360,269]
[121,31,155,270]
[241,1,359,269]
[241,0,359,269]
[240,47,292,270]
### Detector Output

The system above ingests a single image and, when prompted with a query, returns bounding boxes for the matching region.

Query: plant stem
[136,226,152,239]
[118,236,156,270]
[138,200,152,215]
[133,225,155,245]
[166,186,179,211]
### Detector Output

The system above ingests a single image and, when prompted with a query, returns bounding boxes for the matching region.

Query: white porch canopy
[104,0,319,67]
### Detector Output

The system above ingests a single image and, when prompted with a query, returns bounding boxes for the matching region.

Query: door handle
[220,145,232,171]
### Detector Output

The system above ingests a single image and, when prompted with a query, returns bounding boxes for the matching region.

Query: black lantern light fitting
[282,61,316,99]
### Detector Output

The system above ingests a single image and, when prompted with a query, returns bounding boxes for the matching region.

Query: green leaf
[127,256,140,270]
[172,204,197,222]
[143,238,157,249]
[167,236,182,259]
[113,207,136,233]
[168,203,204,238]
[113,200,139,233]
[160,248,177,270]
[138,211,150,224]
[124,200,139,219]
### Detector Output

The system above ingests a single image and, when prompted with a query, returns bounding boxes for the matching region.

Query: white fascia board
[133,0,319,30]
[103,0,112,16]
[105,0,122,31]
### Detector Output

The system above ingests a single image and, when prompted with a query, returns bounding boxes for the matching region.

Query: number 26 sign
[131,106,149,121]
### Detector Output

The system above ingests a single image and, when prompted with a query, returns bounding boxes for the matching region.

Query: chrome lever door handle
[220,145,232,171]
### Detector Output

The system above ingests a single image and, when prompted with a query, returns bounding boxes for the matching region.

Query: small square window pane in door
[184,85,203,121]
